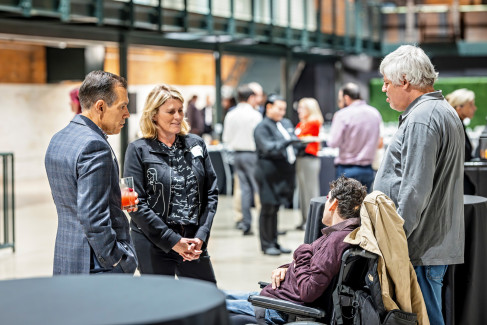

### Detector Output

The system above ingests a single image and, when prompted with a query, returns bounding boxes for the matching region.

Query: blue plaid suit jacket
[45,115,137,274]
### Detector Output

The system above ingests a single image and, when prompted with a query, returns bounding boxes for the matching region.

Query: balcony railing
[0,0,383,57]
[0,1,486,56]
[381,3,487,55]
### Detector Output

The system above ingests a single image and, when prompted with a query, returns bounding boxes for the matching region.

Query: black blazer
[254,117,297,205]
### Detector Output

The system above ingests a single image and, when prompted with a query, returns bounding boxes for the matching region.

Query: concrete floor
[0,178,306,291]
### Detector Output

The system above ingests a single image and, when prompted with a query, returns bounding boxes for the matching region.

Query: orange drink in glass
[120,177,136,210]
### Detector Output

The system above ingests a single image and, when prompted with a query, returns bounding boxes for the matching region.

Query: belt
[336,164,372,168]
[169,224,198,237]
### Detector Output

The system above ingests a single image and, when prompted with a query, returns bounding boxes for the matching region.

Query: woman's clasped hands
[173,237,203,261]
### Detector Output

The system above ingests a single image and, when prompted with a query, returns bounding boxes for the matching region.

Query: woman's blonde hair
[445,88,475,109]
[298,97,324,124]
[140,84,190,139]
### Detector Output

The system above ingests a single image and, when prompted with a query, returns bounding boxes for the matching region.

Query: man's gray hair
[379,45,438,90]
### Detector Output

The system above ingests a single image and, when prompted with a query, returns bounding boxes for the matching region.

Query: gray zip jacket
[374,91,465,266]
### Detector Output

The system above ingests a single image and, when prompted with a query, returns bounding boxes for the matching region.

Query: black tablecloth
[318,156,336,196]
[304,196,328,244]
[209,150,228,195]
[443,195,487,325]
[0,275,230,325]
[464,162,487,197]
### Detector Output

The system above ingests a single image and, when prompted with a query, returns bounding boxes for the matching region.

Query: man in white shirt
[223,84,263,235]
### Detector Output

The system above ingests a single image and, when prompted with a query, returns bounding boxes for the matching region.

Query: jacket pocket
[118,241,138,274]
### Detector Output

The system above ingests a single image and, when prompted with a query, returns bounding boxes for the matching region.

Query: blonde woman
[294,97,324,230]
[123,84,218,283]
[446,88,477,194]
[446,88,477,161]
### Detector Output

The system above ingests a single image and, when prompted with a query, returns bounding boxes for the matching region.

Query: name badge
[191,145,203,158]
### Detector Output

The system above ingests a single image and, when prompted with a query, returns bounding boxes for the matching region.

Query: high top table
[443,195,487,325]
[304,196,328,244]
[0,275,230,325]
[464,161,487,197]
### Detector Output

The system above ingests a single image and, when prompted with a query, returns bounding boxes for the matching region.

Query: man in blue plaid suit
[45,71,138,275]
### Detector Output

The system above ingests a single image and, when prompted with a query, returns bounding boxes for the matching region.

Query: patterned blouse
[158,136,200,226]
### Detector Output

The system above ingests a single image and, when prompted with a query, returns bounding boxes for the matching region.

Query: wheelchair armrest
[258,281,270,289]
[248,295,326,319]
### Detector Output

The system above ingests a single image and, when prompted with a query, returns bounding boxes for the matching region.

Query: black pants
[259,203,279,251]
[131,230,217,284]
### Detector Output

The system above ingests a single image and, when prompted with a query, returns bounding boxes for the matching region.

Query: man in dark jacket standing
[186,95,205,136]
[253,94,298,256]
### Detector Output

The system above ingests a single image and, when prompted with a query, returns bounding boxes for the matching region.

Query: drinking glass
[120,176,136,210]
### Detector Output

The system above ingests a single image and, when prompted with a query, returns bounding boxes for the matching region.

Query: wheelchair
[247,247,379,324]
[241,195,419,325]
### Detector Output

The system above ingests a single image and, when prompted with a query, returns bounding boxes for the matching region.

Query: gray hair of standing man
[379,45,438,91]
[78,70,127,111]
[248,82,263,96]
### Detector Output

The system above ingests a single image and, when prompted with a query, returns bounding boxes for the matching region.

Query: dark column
[281,48,293,119]
[119,33,129,171]
[214,47,222,126]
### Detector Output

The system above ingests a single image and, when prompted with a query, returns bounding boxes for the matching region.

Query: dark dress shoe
[278,230,287,236]
[236,222,246,230]
[295,224,306,231]
[243,229,254,236]
[278,246,292,254]
[263,247,281,256]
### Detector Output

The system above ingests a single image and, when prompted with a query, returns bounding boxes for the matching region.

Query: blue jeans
[335,165,374,192]
[224,290,287,324]
[414,265,448,325]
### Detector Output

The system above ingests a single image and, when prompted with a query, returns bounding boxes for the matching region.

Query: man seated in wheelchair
[225,176,367,324]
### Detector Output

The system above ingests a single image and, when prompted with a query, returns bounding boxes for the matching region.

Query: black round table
[318,155,336,199]
[0,275,230,325]
[464,162,487,197]
[304,196,328,244]
[443,195,487,325]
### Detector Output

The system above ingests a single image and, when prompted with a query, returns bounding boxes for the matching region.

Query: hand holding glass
[120,177,137,210]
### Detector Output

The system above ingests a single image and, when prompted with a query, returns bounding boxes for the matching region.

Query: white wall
[0,83,215,183]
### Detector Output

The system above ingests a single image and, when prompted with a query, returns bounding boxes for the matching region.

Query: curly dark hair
[329,176,367,219]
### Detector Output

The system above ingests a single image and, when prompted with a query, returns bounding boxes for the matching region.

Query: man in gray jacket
[373,45,464,325]
[45,71,138,275]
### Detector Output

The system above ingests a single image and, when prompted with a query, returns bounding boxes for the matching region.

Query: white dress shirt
[223,103,262,151]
